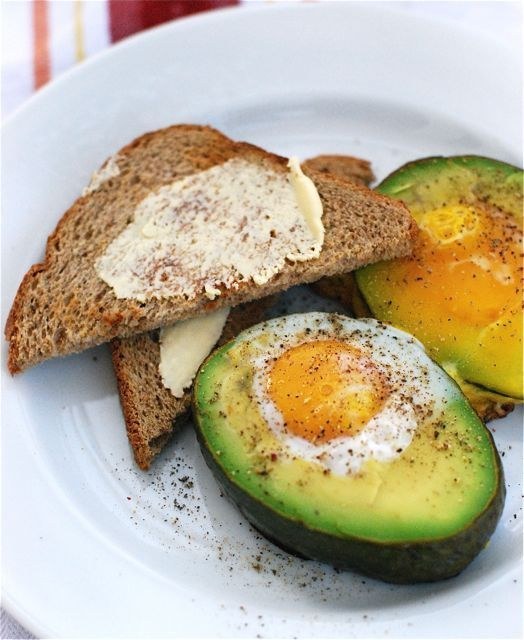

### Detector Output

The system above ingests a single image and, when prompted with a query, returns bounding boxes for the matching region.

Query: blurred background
[2,0,522,118]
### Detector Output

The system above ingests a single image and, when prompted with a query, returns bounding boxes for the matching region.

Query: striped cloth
[1,2,520,639]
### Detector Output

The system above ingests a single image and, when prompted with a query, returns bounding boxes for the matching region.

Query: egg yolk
[418,204,480,245]
[268,340,390,444]
[391,203,521,328]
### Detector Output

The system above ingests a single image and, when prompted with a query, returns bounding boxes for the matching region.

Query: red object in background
[109,0,240,43]
[33,0,50,89]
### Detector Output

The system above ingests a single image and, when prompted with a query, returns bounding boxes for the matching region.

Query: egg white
[246,313,449,476]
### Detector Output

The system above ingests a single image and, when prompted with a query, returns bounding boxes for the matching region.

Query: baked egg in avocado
[354,156,522,420]
[193,312,504,584]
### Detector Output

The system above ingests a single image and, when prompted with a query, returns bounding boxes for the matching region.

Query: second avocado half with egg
[355,155,523,420]
[193,313,504,584]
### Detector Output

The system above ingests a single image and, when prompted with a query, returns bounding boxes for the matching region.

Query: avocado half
[193,313,505,584]
[351,155,522,420]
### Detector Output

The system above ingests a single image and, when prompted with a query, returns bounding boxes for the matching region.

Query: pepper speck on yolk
[268,340,390,443]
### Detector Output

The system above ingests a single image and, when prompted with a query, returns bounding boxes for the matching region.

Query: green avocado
[354,155,523,419]
[193,313,504,584]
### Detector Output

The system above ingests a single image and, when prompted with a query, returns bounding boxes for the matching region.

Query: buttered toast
[6,125,414,374]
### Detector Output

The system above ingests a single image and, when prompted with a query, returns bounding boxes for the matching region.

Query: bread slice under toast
[111,298,272,470]
[6,125,415,374]
[302,154,374,186]
[110,153,376,470]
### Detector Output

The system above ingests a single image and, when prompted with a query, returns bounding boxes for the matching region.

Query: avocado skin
[193,407,505,584]
[375,155,522,193]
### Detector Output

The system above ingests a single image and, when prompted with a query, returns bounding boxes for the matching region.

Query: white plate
[2,3,522,638]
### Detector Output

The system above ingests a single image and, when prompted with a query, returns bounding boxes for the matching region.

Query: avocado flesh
[355,156,523,401]
[193,321,504,583]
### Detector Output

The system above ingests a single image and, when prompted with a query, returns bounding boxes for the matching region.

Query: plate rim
[2,0,520,134]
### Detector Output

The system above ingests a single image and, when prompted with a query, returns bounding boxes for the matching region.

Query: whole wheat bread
[110,153,376,469]
[307,153,375,306]
[6,125,415,373]
[302,154,374,186]
[111,298,272,470]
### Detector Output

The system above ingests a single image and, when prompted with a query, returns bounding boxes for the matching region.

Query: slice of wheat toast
[111,154,375,470]
[111,298,271,470]
[6,125,415,373]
